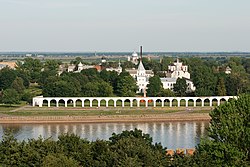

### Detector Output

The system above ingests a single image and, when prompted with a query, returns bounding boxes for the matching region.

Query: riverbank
[0,112,210,124]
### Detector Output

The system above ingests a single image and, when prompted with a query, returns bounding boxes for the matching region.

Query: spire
[118,59,121,68]
[138,61,145,71]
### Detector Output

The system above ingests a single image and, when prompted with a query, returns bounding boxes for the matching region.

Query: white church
[126,55,196,94]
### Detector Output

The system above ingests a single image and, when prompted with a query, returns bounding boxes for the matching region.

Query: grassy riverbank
[0,105,213,117]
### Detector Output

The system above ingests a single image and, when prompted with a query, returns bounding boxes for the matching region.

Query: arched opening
[92,99,98,107]
[100,99,107,107]
[204,99,210,106]
[84,99,90,107]
[67,99,74,107]
[212,99,218,106]
[50,99,57,107]
[132,99,137,107]
[156,99,162,107]
[124,99,131,107]
[148,99,154,107]
[180,99,186,107]
[116,99,122,107]
[228,98,234,102]
[42,99,49,107]
[172,99,178,107]
[164,99,170,107]
[220,98,226,105]
[108,99,114,107]
[58,99,65,107]
[139,99,146,107]
[75,99,82,107]
[196,99,202,106]
[188,99,194,107]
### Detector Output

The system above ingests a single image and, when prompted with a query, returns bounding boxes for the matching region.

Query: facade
[161,59,196,92]
[105,61,122,74]
[126,60,154,93]
[127,51,139,65]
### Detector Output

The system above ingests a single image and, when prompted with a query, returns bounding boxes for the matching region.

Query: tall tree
[173,78,187,96]
[1,89,20,105]
[194,94,250,166]
[147,76,163,97]
[216,77,226,96]
[116,73,137,97]
[0,67,17,90]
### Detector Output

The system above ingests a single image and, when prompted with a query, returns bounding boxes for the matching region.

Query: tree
[41,154,79,167]
[0,67,17,90]
[216,77,226,96]
[11,77,25,94]
[147,76,163,97]
[194,94,250,166]
[98,82,113,97]
[2,89,20,105]
[116,74,137,97]
[173,78,187,96]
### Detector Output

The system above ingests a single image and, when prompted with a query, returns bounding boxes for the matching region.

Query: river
[0,121,209,149]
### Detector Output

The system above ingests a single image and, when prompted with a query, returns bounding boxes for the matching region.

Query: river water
[0,121,209,149]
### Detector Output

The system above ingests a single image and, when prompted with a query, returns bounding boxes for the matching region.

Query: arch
[116,99,122,107]
[50,99,57,107]
[84,99,90,107]
[108,99,115,107]
[75,99,82,107]
[147,99,154,107]
[196,99,202,107]
[67,99,74,107]
[188,99,194,107]
[156,99,162,107]
[139,99,146,107]
[42,99,49,107]
[204,98,210,106]
[124,99,131,107]
[100,99,107,107]
[172,99,178,107]
[220,98,226,105]
[180,99,186,107]
[58,99,65,107]
[92,99,98,107]
[132,99,138,107]
[212,98,218,106]
[228,98,235,102]
[164,99,170,107]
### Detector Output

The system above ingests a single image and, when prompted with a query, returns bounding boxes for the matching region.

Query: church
[126,54,195,94]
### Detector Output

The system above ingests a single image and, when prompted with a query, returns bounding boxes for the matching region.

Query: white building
[128,52,139,65]
[160,58,196,92]
[106,61,122,74]
[126,60,154,93]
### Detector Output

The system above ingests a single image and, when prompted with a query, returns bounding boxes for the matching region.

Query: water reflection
[0,121,209,149]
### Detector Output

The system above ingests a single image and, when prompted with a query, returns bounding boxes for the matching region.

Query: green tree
[2,89,20,105]
[216,77,226,96]
[173,78,187,96]
[194,94,250,166]
[98,82,113,97]
[42,154,79,167]
[11,77,25,94]
[0,67,17,90]
[160,89,175,97]
[147,75,163,97]
[116,74,137,97]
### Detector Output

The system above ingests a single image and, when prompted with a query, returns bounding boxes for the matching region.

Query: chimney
[140,46,143,61]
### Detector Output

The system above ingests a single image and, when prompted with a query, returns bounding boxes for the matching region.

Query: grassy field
[0,104,212,117]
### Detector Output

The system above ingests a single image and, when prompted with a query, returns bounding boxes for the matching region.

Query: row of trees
[0,94,249,166]
[1,57,250,104]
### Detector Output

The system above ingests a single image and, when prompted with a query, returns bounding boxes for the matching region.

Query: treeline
[0,57,250,105]
[0,95,249,166]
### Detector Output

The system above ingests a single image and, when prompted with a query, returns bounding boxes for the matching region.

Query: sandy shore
[0,113,210,124]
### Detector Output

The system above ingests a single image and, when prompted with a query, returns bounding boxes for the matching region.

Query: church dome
[132,52,138,57]
[78,62,83,67]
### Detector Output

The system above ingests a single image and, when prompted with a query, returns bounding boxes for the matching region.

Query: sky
[0,0,250,52]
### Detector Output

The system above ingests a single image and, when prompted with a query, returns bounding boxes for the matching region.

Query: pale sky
[0,0,250,52]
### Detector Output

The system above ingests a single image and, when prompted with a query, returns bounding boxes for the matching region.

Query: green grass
[0,105,213,117]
